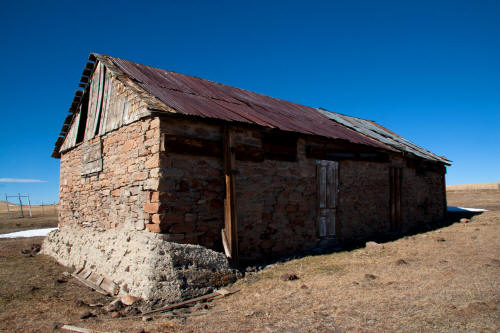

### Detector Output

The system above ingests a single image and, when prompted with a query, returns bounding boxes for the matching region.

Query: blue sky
[0,0,499,204]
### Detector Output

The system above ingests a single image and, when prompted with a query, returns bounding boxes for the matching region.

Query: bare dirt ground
[0,191,499,332]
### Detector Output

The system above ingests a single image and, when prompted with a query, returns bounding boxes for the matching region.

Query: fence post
[18,193,24,218]
[5,193,10,218]
[27,194,33,218]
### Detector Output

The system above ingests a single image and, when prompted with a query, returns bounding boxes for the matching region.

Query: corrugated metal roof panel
[317,109,450,164]
[53,53,450,164]
[106,55,391,150]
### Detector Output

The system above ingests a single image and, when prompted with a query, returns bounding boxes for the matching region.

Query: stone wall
[236,137,318,261]
[154,118,319,261]
[59,117,161,231]
[337,160,394,240]
[59,113,446,262]
[338,157,445,240]
[401,165,446,230]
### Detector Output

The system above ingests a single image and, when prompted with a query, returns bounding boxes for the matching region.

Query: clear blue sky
[0,0,499,204]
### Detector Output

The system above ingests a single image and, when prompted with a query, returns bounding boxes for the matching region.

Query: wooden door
[317,160,339,237]
[389,167,402,231]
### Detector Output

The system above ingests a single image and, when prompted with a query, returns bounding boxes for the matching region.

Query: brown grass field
[0,190,499,332]
[0,201,58,234]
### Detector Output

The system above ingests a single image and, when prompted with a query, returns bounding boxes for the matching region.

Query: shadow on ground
[240,209,485,269]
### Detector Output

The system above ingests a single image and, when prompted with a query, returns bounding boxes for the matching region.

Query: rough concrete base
[41,227,236,303]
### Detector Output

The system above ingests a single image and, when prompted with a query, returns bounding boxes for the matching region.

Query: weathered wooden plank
[99,277,118,295]
[306,143,390,162]
[162,133,264,163]
[98,72,113,134]
[106,95,124,132]
[223,126,238,266]
[60,324,91,333]
[318,162,326,209]
[71,273,108,295]
[103,76,117,133]
[142,289,240,315]
[60,112,80,152]
[234,144,264,162]
[121,99,132,124]
[317,160,338,237]
[221,228,231,258]
[92,63,106,136]
[84,63,101,141]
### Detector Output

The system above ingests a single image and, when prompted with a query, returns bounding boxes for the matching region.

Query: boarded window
[81,141,102,176]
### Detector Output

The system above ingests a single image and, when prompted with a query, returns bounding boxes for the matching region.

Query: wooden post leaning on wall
[222,125,239,266]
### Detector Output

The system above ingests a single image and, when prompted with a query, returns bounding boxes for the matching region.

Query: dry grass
[0,191,499,332]
[0,202,58,234]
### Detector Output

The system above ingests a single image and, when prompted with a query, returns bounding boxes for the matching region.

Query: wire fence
[3,193,57,218]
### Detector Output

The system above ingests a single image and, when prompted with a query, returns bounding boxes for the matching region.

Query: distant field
[0,201,58,234]
[447,182,500,192]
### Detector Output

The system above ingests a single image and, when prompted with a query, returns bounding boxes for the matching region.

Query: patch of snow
[447,206,488,213]
[0,227,58,238]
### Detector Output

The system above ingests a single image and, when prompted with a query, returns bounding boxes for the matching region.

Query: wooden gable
[59,61,149,154]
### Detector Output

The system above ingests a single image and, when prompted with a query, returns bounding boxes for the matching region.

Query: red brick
[150,191,160,203]
[146,223,161,233]
[144,203,160,214]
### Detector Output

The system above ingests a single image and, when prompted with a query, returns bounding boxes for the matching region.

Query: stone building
[49,53,450,267]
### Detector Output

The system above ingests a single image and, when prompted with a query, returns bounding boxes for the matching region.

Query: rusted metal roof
[53,53,450,164]
[317,109,451,165]
[103,55,391,150]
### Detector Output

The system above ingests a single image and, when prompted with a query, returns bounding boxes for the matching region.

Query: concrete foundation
[41,226,236,303]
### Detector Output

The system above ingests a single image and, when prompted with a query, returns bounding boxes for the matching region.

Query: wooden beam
[223,125,239,266]
[162,134,221,157]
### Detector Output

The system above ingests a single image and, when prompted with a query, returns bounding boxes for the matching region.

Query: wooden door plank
[317,160,339,237]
